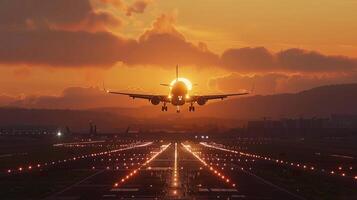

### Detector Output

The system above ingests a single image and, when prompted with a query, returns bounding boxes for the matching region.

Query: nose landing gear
[161,106,168,111]
[161,103,168,112]
[189,103,195,112]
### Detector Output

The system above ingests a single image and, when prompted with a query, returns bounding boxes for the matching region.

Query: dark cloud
[127,33,219,66]
[220,47,357,73]
[0,0,121,31]
[276,48,357,72]
[0,0,89,27]
[56,10,122,32]
[220,47,275,72]
[0,0,128,66]
[0,12,218,67]
[0,30,134,66]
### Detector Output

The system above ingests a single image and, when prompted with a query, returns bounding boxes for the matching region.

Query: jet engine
[150,96,161,105]
[197,97,207,106]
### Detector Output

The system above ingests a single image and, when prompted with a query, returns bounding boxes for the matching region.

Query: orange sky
[0,0,356,108]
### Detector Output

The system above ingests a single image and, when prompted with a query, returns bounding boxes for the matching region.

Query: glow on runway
[5,142,153,175]
[182,143,236,188]
[200,142,357,182]
[113,143,171,187]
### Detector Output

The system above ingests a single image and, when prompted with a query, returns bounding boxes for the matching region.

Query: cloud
[274,73,357,93]
[99,0,125,10]
[209,73,287,95]
[0,0,121,32]
[220,47,275,72]
[220,47,357,73]
[210,72,357,95]
[276,48,357,72]
[125,14,219,66]
[0,30,134,66]
[9,87,146,109]
[0,0,356,73]
[0,0,128,67]
[126,0,151,16]
[99,0,152,16]
[54,10,122,32]
[0,2,217,67]
[140,14,184,40]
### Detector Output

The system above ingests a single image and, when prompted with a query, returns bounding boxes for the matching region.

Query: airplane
[105,65,250,113]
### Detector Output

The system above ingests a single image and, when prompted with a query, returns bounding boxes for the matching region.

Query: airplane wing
[107,91,170,102]
[189,92,249,103]
[198,92,249,100]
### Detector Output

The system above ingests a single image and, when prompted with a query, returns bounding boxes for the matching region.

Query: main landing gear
[189,103,195,112]
[161,103,168,112]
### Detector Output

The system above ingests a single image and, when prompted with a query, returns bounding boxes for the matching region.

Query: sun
[170,78,193,91]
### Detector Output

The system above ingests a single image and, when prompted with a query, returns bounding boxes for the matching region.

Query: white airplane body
[107,66,249,113]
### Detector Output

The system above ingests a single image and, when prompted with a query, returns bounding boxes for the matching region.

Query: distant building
[331,114,357,128]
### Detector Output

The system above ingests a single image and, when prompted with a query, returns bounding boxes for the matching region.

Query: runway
[35,141,304,200]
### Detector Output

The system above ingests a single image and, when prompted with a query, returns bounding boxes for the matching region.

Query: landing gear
[161,103,168,112]
[189,103,195,112]
[176,106,180,113]
[161,106,168,111]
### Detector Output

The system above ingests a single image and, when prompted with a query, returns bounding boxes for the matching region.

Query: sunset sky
[0,0,357,109]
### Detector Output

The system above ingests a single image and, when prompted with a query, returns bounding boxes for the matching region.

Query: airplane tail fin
[176,64,179,80]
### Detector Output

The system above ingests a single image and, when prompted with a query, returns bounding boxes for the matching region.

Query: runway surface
[36,141,304,200]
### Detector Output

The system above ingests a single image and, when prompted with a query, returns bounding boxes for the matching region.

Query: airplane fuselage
[170,81,188,106]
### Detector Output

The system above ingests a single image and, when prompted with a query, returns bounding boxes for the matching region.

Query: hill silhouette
[0,83,356,130]
[196,83,357,119]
